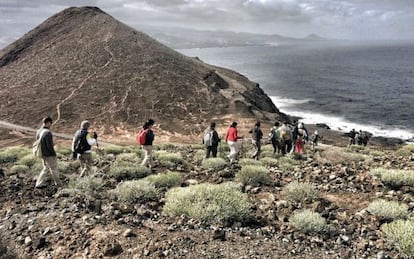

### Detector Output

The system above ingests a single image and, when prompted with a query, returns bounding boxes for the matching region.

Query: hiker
[310,130,322,150]
[362,132,369,147]
[294,122,308,154]
[348,129,356,146]
[278,122,293,155]
[35,116,63,188]
[72,120,98,177]
[249,121,263,160]
[139,119,155,169]
[203,122,220,158]
[355,130,362,145]
[225,121,242,163]
[269,121,281,154]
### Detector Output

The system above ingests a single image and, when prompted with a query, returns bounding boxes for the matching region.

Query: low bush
[289,210,326,233]
[56,146,72,156]
[163,182,249,223]
[278,156,300,171]
[260,157,279,167]
[156,151,185,167]
[317,147,366,164]
[236,165,272,186]
[0,146,29,164]
[283,181,317,202]
[381,220,414,257]
[115,153,140,163]
[109,164,151,181]
[202,157,227,170]
[104,145,125,155]
[116,180,157,202]
[193,149,206,162]
[68,176,103,196]
[395,145,414,157]
[369,149,385,157]
[145,171,182,188]
[18,154,39,168]
[367,199,408,221]
[9,165,30,175]
[370,168,414,187]
[239,158,262,166]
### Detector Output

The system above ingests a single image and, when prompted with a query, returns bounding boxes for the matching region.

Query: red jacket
[225,127,238,142]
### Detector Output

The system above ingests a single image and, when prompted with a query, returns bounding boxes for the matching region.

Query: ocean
[179,42,414,140]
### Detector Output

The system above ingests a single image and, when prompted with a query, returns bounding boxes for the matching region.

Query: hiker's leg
[44,156,62,186]
[35,158,49,188]
[205,146,211,159]
[211,145,218,158]
[80,153,92,177]
[228,142,236,163]
[141,146,149,167]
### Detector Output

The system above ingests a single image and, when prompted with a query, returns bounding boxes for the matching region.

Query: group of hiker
[348,128,370,147]
[34,115,320,189]
[202,120,322,163]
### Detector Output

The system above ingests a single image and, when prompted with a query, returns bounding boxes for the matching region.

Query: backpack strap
[38,129,48,141]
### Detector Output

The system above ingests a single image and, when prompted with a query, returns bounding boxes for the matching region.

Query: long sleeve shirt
[36,127,56,157]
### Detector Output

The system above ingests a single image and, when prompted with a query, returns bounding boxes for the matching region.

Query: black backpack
[74,130,91,154]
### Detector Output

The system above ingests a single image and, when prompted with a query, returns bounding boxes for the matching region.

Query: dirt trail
[55,32,115,124]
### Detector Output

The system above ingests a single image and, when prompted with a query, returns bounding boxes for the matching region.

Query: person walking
[250,121,263,160]
[278,122,293,155]
[35,116,63,188]
[294,122,307,154]
[203,122,220,158]
[225,122,242,163]
[269,121,281,154]
[140,119,155,169]
[348,129,356,146]
[310,130,322,151]
[72,120,98,177]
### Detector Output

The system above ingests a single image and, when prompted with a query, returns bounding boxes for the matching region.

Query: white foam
[271,96,414,140]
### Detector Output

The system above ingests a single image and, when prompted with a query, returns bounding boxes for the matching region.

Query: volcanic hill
[0,6,285,141]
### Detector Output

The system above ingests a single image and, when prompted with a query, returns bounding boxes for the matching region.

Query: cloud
[0,0,414,48]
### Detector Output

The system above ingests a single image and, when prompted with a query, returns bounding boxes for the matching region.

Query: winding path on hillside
[54,32,115,125]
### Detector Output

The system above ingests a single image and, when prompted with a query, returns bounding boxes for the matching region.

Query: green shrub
[382,220,414,257]
[18,154,39,168]
[116,180,157,202]
[57,161,74,174]
[109,164,151,181]
[289,210,326,233]
[236,165,272,186]
[163,182,249,223]
[283,181,317,202]
[239,158,262,166]
[56,146,72,156]
[370,168,414,187]
[367,199,408,221]
[202,157,227,170]
[68,176,103,195]
[318,147,366,164]
[0,151,17,164]
[156,151,185,167]
[395,145,414,157]
[115,153,140,163]
[3,146,30,159]
[104,145,125,155]
[145,172,182,188]
[9,165,30,175]
[277,156,300,171]
[369,149,385,157]
[260,157,279,167]
[193,149,206,162]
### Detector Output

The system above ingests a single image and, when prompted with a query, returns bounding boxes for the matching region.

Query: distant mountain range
[136,25,329,49]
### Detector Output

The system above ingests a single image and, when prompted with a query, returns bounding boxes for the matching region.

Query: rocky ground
[0,135,413,259]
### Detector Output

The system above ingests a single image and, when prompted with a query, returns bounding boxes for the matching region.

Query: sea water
[179,42,414,140]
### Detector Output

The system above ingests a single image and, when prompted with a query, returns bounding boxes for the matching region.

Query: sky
[1,0,414,48]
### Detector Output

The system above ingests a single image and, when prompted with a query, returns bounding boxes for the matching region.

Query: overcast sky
[1,0,414,47]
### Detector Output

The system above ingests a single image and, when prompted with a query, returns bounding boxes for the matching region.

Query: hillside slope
[0,6,286,141]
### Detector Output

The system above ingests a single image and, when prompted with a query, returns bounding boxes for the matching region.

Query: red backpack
[135,129,148,145]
